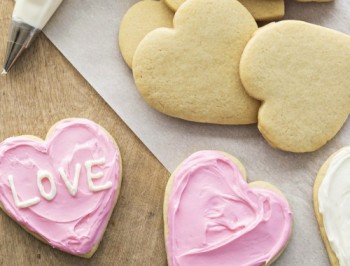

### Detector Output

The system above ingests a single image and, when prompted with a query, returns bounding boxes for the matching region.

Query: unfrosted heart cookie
[314,146,350,266]
[0,118,122,257]
[162,0,284,21]
[119,1,174,68]
[164,150,292,265]
[133,0,260,124]
[240,21,350,152]
[239,0,284,21]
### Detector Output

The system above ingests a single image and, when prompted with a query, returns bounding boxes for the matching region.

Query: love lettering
[8,157,112,209]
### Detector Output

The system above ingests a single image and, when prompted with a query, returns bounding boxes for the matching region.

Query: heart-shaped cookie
[240,21,350,152]
[163,0,285,21]
[119,0,174,68]
[133,0,260,125]
[0,118,122,257]
[314,146,350,266]
[164,150,292,266]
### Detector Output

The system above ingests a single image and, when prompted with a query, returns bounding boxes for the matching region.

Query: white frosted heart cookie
[314,146,350,266]
[119,1,174,68]
[240,21,350,152]
[163,0,284,21]
[0,118,122,257]
[133,0,260,124]
[164,150,293,265]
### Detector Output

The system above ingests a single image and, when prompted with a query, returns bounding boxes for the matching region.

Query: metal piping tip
[3,21,40,73]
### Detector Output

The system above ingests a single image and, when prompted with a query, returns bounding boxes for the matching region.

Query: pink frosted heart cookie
[0,118,122,257]
[164,150,292,266]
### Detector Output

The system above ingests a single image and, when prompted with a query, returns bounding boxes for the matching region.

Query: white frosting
[37,170,56,201]
[58,163,81,196]
[318,147,350,266]
[8,175,40,208]
[13,0,63,29]
[85,158,113,192]
[7,158,111,209]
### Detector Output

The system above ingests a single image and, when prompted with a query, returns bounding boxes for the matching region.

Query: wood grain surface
[0,1,169,265]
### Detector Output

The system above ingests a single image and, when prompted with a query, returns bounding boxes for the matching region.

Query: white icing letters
[37,170,57,201]
[9,158,112,209]
[85,157,112,192]
[8,175,40,208]
[58,163,81,196]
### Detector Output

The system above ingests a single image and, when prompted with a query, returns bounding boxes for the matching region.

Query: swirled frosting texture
[166,151,292,266]
[318,147,350,266]
[0,119,121,255]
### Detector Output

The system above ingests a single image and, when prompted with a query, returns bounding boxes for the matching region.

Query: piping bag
[2,0,63,74]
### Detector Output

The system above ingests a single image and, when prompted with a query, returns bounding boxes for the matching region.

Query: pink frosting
[0,118,121,255]
[166,151,292,266]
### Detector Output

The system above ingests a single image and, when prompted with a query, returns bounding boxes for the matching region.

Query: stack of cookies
[119,0,349,154]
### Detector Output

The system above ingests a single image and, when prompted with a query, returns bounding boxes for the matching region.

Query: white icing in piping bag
[2,0,63,73]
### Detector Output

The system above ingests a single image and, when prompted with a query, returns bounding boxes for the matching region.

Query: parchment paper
[43,0,350,265]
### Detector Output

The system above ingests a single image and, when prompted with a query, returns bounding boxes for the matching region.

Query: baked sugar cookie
[0,118,122,257]
[164,150,293,266]
[133,0,260,124]
[239,0,284,21]
[163,0,285,21]
[314,146,350,266]
[119,1,174,68]
[163,0,183,11]
[240,21,350,152]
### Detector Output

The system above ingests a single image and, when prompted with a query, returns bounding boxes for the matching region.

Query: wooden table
[0,1,169,265]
